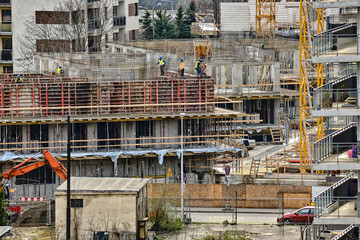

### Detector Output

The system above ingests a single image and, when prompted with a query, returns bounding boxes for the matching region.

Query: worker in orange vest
[179,58,185,78]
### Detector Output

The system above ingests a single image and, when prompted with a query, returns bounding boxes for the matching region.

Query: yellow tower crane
[256,0,276,38]
[299,0,324,176]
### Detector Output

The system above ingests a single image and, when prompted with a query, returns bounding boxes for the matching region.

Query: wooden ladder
[270,128,283,143]
[249,158,261,183]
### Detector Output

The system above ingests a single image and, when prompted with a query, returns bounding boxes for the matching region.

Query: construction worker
[56,65,63,76]
[195,59,203,78]
[179,58,185,78]
[201,60,207,77]
[156,56,166,76]
[15,75,23,84]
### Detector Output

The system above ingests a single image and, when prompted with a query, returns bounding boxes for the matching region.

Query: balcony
[314,173,360,225]
[0,0,10,6]
[0,22,11,34]
[113,16,126,28]
[88,19,100,31]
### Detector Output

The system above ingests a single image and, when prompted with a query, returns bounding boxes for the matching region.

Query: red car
[277,206,314,224]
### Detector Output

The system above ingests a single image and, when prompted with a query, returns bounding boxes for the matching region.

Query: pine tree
[141,9,153,40]
[154,10,177,39]
[0,190,7,226]
[184,0,197,38]
[175,5,189,39]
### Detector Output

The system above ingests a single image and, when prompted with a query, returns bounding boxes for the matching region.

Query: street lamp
[162,0,173,20]
[180,112,185,220]
[152,3,162,39]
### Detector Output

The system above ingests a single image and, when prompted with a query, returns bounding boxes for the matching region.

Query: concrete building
[11,0,140,71]
[0,0,12,73]
[309,1,360,239]
[55,177,150,240]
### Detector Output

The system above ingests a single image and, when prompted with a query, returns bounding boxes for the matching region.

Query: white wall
[12,0,58,72]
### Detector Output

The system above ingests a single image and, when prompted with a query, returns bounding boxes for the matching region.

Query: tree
[175,5,189,39]
[141,9,153,40]
[154,10,177,39]
[17,0,113,71]
[183,0,197,38]
[0,190,7,226]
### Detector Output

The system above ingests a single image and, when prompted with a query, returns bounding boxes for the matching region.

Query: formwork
[0,74,215,119]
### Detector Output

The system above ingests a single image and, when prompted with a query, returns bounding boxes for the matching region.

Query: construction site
[0,0,359,239]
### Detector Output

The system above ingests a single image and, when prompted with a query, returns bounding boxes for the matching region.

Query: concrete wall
[55,192,137,239]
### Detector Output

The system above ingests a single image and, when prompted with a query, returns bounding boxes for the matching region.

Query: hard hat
[17,75,20,78]
[59,65,62,68]
[200,59,203,62]
[180,58,183,61]
[159,56,162,59]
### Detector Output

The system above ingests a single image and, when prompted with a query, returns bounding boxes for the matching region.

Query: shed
[55,177,150,240]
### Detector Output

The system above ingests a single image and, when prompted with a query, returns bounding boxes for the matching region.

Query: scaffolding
[0,74,216,120]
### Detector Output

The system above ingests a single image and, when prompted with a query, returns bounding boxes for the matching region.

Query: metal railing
[113,16,126,27]
[313,32,359,57]
[313,88,359,110]
[331,224,356,240]
[314,173,356,218]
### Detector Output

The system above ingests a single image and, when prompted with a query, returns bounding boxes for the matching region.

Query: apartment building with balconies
[308,1,360,239]
[11,0,139,71]
[0,0,12,73]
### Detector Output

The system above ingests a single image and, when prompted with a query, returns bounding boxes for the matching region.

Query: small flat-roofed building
[55,177,150,240]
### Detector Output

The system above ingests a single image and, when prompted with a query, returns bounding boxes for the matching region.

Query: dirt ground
[13,201,55,226]
[4,227,54,240]
[3,223,302,240]
[158,223,302,240]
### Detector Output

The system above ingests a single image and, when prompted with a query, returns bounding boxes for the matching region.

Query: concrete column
[21,125,29,154]
[272,63,280,92]
[274,99,280,125]
[232,64,243,94]
[87,123,97,152]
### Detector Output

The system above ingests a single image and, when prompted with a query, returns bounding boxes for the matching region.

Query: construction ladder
[249,158,261,183]
[270,128,283,143]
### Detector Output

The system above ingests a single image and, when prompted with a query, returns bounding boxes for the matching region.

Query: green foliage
[193,230,255,240]
[0,190,8,226]
[141,9,153,40]
[154,10,177,39]
[148,197,183,233]
[182,0,197,38]
[175,5,189,39]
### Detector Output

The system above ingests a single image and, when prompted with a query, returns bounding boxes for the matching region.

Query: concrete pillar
[272,63,280,92]
[87,123,97,152]
[232,64,243,94]
[274,99,280,125]
[21,125,29,154]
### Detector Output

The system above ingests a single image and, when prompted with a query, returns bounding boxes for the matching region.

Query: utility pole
[180,113,185,220]
[66,115,71,240]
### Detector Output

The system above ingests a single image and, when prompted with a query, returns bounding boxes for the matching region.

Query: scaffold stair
[270,128,283,143]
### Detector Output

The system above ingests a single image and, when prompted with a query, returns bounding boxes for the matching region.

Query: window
[113,32,119,41]
[129,30,139,41]
[113,6,118,17]
[30,125,48,148]
[72,123,87,147]
[3,66,12,73]
[1,10,10,23]
[297,209,309,215]
[36,11,70,24]
[134,3,138,16]
[71,10,84,24]
[87,8,99,20]
[2,38,11,50]
[309,208,314,214]
[71,199,83,208]
[97,122,121,149]
[128,3,135,16]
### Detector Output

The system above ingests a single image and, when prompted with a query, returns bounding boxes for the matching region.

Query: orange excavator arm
[1,150,68,182]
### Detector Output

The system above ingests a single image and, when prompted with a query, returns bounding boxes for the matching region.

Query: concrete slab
[312,109,360,117]
[312,55,360,64]
[313,0,360,9]
[313,163,360,171]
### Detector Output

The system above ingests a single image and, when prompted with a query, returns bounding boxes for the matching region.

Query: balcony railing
[313,88,360,110]
[313,32,359,57]
[88,19,100,31]
[0,23,11,33]
[113,16,126,27]
[0,0,10,5]
[314,173,356,218]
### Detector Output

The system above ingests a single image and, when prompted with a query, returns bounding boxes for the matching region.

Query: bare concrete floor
[161,224,302,240]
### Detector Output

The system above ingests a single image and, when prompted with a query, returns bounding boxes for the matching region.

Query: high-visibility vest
[195,61,201,69]
[158,59,165,66]
[57,68,63,75]
[180,62,185,70]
